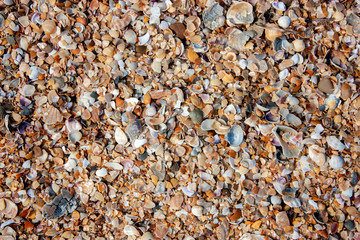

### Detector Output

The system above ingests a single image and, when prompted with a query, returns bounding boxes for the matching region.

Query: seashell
[42,20,57,35]
[133,139,147,148]
[43,106,63,125]
[189,108,204,124]
[69,131,82,143]
[213,121,230,135]
[326,136,345,151]
[138,32,150,46]
[228,29,256,51]
[96,168,107,177]
[21,85,35,97]
[308,145,326,166]
[47,90,60,103]
[272,1,286,11]
[110,14,132,30]
[272,126,303,158]
[0,14,5,29]
[258,124,273,135]
[191,206,203,217]
[124,225,140,236]
[329,155,344,169]
[330,50,348,70]
[278,16,291,28]
[65,119,82,132]
[104,162,123,171]
[115,127,128,145]
[227,1,254,25]
[265,26,283,41]
[318,77,334,94]
[202,2,225,30]
[225,125,244,146]
[145,106,157,117]
[292,39,305,52]
[120,159,134,169]
[286,113,302,127]
[240,158,256,170]
[311,124,324,139]
[125,120,142,140]
[141,232,154,240]
[124,29,137,44]
[324,95,340,110]
[18,16,30,28]
[0,199,18,219]
[201,119,216,131]
[265,111,280,123]
[181,186,195,197]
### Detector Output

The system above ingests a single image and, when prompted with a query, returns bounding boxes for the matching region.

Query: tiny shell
[191,206,203,217]
[138,32,150,46]
[278,16,291,28]
[124,29,137,44]
[292,39,305,52]
[225,125,244,146]
[308,145,326,166]
[201,119,216,131]
[42,20,57,35]
[69,131,82,143]
[96,168,108,177]
[272,1,286,11]
[272,126,303,158]
[329,155,344,169]
[65,119,82,132]
[227,2,254,25]
[326,136,345,151]
[115,127,128,145]
[0,199,18,219]
[141,232,154,240]
[124,225,140,236]
[133,139,147,148]
[21,85,35,97]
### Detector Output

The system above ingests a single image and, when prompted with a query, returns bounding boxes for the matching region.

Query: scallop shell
[43,106,63,125]
[272,126,303,158]
[225,125,244,146]
[227,2,254,25]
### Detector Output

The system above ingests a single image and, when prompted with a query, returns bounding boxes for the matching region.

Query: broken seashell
[227,2,254,25]
[42,20,57,35]
[292,39,305,52]
[272,126,303,158]
[65,119,82,132]
[69,131,82,143]
[96,168,107,177]
[133,139,147,148]
[138,32,150,46]
[225,125,244,146]
[326,136,345,151]
[0,199,18,219]
[202,2,225,30]
[201,119,216,131]
[308,145,326,166]
[115,127,128,145]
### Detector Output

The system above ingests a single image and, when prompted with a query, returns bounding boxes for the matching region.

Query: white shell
[326,136,345,151]
[225,125,244,146]
[115,127,128,145]
[21,85,35,97]
[133,138,147,148]
[227,1,254,25]
[96,168,108,177]
[191,206,203,217]
[124,29,137,44]
[69,131,82,143]
[141,232,155,240]
[123,225,140,236]
[201,119,216,131]
[138,32,150,45]
[308,145,326,166]
[104,162,123,171]
[329,155,344,169]
[278,16,291,28]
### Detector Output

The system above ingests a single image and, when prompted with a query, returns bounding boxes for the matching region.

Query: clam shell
[225,125,244,146]
[329,155,344,169]
[278,16,291,28]
[227,2,254,25]
[201,119,216,131]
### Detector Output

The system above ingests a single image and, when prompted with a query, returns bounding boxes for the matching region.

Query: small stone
[318,78,334,94]
[276,211,290,228]
[329,155,344,169]
[189,108,203,124]
[344,220,355,231]
[202,3,225,30]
